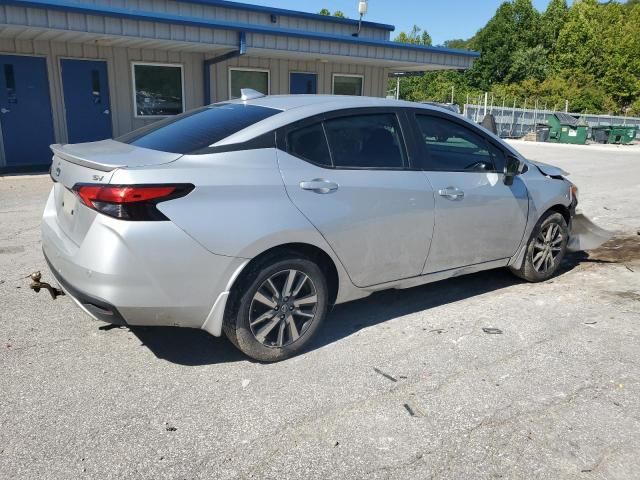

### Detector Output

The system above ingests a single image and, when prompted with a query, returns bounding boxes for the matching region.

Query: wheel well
[230,243,340,306]
[547,204,571,225]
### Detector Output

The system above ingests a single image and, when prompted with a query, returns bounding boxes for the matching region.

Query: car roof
[227,94,422,111]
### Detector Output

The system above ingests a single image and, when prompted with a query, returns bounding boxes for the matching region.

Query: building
[0,0,478,173]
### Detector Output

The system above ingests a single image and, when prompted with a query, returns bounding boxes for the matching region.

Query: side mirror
[504,156,520,186]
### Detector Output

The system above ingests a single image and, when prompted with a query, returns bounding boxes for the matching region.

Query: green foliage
[318,8,346,18]
[394,25,432,46]
[392,0,640,115]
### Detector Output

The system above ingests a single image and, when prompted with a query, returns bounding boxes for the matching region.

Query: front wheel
[223,255,328,362]
[510,211,569,282]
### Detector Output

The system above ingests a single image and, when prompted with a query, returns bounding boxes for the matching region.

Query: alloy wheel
[532,223,564,274]
[249,269,318,348]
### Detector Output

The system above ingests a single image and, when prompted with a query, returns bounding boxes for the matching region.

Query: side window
[323,113,406,169]
[487,143,507,173]
[415,115,496,172]
[287,123,332,167]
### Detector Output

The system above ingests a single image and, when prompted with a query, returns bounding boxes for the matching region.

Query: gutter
[203,32,247,105]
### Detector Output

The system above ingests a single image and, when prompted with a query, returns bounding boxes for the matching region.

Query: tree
[443,39,470,50]
[506,45,549,83]
[467,0,541,88]
[318,8,346,18]
[387,0,640,114]
[540,0,568,49]
[394,25,432,46]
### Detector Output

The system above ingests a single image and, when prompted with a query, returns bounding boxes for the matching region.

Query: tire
[223,255,329,362]
[510,211,569,282]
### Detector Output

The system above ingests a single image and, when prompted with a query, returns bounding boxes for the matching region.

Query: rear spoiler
[51,144,115,172]
[50,140,182,172]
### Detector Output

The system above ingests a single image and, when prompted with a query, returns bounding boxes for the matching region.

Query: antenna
[354,0,368,37]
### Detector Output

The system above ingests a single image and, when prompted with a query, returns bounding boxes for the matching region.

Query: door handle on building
[103,109,110,115]
[300,179,339,194]
[0,108,10,114]
[438,187,465,200]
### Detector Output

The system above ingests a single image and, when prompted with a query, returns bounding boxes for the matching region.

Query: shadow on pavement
[130,325,247,365]
[128,250,602,366]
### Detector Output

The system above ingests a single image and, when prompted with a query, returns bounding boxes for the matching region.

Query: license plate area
[62,187,78,217]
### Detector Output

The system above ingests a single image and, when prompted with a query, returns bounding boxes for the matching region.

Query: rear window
[116,103,279,154]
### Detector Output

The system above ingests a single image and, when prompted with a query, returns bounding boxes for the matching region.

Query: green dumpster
[591,125,638,144]
[607,126,637,144]
[547,113,589,145]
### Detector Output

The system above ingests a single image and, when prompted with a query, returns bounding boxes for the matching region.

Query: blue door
[290,73,318,94]
[0,55,55,171]
[61,59,112,143]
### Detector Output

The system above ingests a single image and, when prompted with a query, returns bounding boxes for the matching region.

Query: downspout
[203,31,247,105]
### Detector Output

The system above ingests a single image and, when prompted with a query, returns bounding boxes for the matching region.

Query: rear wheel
[510,211,568,282]
[223,255,328,362]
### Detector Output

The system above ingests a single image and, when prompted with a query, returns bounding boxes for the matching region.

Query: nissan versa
[39,92,578,361]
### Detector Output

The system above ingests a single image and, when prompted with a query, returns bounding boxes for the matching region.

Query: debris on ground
[404,403,417,417]
[165,423,177,432]
[482,328,504,335]
[373,367,397,382]
[587,235,640,264]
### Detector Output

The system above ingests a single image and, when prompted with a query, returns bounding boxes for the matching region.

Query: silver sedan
[40,93,577,361]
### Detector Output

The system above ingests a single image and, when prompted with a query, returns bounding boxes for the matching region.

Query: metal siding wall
[0,38,204,142]
[208,56,386,102]
[81,0,390,40]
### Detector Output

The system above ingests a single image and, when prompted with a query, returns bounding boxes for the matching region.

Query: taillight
[72,184,194,221]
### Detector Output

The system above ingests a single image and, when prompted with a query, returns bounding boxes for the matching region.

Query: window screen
[133,64,183,116]
[117,103,279,154]
[415,115,496,172]
[230,69,269,99]
[287,123,332,167]
[324,113,406,169]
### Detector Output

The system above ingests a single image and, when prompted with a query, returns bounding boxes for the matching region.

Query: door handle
[103,109,110,115]
[438,187,465,200]
[0,108,10,114]
[300,179,339,194]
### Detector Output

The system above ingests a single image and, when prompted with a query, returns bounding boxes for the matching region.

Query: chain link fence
[463,104,640,139]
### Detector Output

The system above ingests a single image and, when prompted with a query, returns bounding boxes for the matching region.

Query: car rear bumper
[45,251,128,325]
[41,188,247,332]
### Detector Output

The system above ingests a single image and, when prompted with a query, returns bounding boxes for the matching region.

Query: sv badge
[92,175,105,182]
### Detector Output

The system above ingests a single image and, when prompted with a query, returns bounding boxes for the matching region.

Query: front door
[0,55,55,171]
[411,112,529,273]
[61,59,112,143]
[290,73,317,95]
[277,110,435,287]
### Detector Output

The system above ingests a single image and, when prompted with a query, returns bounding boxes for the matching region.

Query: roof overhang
[0,0,479,71]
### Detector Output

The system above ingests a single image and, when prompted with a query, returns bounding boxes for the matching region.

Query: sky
[246,0,563,45]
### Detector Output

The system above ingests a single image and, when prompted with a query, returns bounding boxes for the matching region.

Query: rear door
[0,55,55,171]
[410,111,529,273]
[61,59,113,143]
[277,108,435,287]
